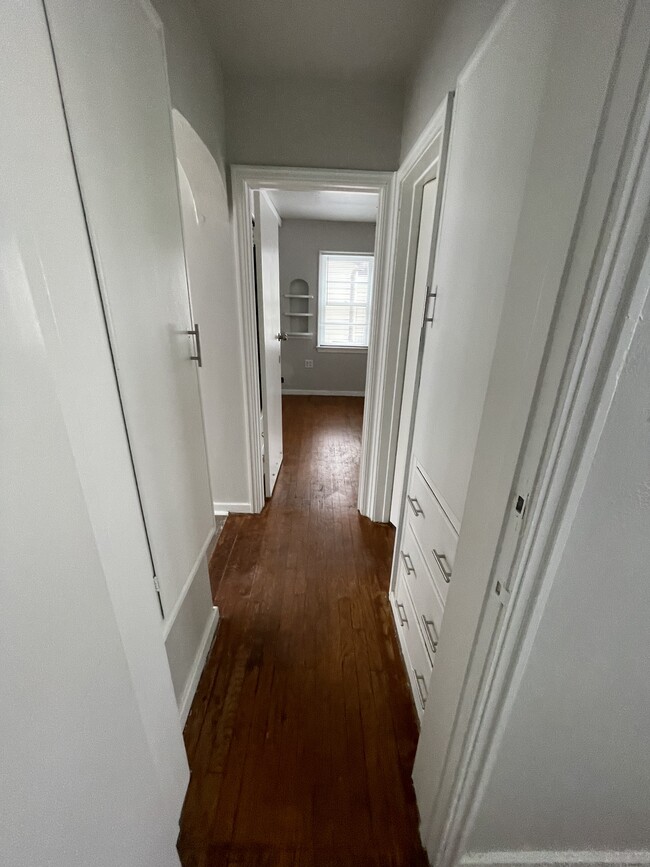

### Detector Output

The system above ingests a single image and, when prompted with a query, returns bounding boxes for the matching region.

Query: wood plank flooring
[178,396,427,867]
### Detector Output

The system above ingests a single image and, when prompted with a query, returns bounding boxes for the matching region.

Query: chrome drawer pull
[433,548,452,583]
[407,495,424,517]
[414,669,428,709]
[187,322,202,367]
[421,615,438,653]
[401,551,415,575]
[396,602,408,627]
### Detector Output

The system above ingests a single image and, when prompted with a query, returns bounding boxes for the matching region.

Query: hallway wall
[400,0,505,160]
[151,0,227,178]
[466,275,650,855]
[279,219,376,394]
[225,75,403,170]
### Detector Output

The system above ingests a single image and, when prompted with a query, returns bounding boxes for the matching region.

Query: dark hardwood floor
[178,396,427,867]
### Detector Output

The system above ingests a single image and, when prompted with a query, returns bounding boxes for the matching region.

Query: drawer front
[400,522,444,663]
[405,463,458,603]
[394,570,432,717]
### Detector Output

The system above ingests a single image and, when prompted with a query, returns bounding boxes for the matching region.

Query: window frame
[317,251,375,351]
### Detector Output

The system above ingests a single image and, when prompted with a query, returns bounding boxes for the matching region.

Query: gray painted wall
[466,287,650,854]
[400,0,505,160]
[279,219,376,393]
[225,75,403,170]
[151,0,227,176]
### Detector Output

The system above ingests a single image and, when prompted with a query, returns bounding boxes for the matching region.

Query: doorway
[231,167,394,517]
[252,186,379,501]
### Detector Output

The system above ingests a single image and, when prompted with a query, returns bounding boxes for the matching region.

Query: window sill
[316,346,369,354]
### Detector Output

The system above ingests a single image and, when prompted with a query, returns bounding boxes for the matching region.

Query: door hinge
[494,579,511,605]
[152,573,161,592]
[424,284,438,324]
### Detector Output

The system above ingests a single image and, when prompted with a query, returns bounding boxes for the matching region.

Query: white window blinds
[317,252,374,348]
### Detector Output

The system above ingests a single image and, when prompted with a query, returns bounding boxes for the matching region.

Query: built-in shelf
[284,278,312,337]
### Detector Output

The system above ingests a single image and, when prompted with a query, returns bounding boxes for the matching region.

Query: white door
[254,192,284,497]
[173,109,245,511]
[45,0,214,620]
[410,2,558,529]
[390,177,439,525]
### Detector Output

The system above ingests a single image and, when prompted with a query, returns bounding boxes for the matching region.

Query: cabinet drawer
[394,571,432,717]
[400,522,444,663]
[405,463,458,603]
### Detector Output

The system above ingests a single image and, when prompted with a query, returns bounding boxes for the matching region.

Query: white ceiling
[265,189,378,222]
[193,0,435,81]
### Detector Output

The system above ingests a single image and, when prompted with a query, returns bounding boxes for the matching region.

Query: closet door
[411,1,557,528]
[390,177,439,525]
[45,0,214,620]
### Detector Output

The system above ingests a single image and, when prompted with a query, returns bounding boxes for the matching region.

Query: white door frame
[386,93,454,529]
[416,7,650,863]
[231,165,395,517]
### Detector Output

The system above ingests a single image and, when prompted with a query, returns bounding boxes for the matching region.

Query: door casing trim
[231,164,395,517]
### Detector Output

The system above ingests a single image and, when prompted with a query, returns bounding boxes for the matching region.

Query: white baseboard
[461,851,650,867]
[282,389,365,397]
[213,501,253,515]
[178,605,219,728]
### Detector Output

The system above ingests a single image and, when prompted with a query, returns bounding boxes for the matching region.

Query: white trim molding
[178,606,219,727]
[231,165,395,519]
[461,852,650,867]
[385,90,454,544]
[213,501,253,515]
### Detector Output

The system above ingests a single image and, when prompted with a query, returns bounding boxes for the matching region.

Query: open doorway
[253,187,378,501]
[233,168,393,515]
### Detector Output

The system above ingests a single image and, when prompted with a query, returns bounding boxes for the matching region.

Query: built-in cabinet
[390,0,563,719]
[394,460,458,717]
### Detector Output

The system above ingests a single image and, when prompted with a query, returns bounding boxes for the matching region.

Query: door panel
[411,0,557,527]
[390,177,439,524]
[254,192,284,497]
[45,0,214,619]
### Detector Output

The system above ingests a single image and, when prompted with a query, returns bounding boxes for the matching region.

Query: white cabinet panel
[393,570,433,720]
[401,522,445,661]
[45,0,214,619]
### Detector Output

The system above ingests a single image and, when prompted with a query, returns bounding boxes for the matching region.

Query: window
[317,252,375,349]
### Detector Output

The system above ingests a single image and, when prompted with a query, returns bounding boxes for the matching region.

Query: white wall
[466,275,650,854]
[151,0,227,176]
[278,219,376,393]
[400,0,505,161]
[225,75,403,170]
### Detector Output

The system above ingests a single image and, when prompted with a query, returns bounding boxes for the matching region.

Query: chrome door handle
[424,284,438,324]
[407,495,424,517]
[414,669,428,708]
[276,331,288,341]
[396,601,408,627]
[422,615,438,654]
[187,322,202,367]
[401,551,415,575]
[433,549,452,583]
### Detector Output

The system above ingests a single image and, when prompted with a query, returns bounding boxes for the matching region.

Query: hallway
[178,396,427,866]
